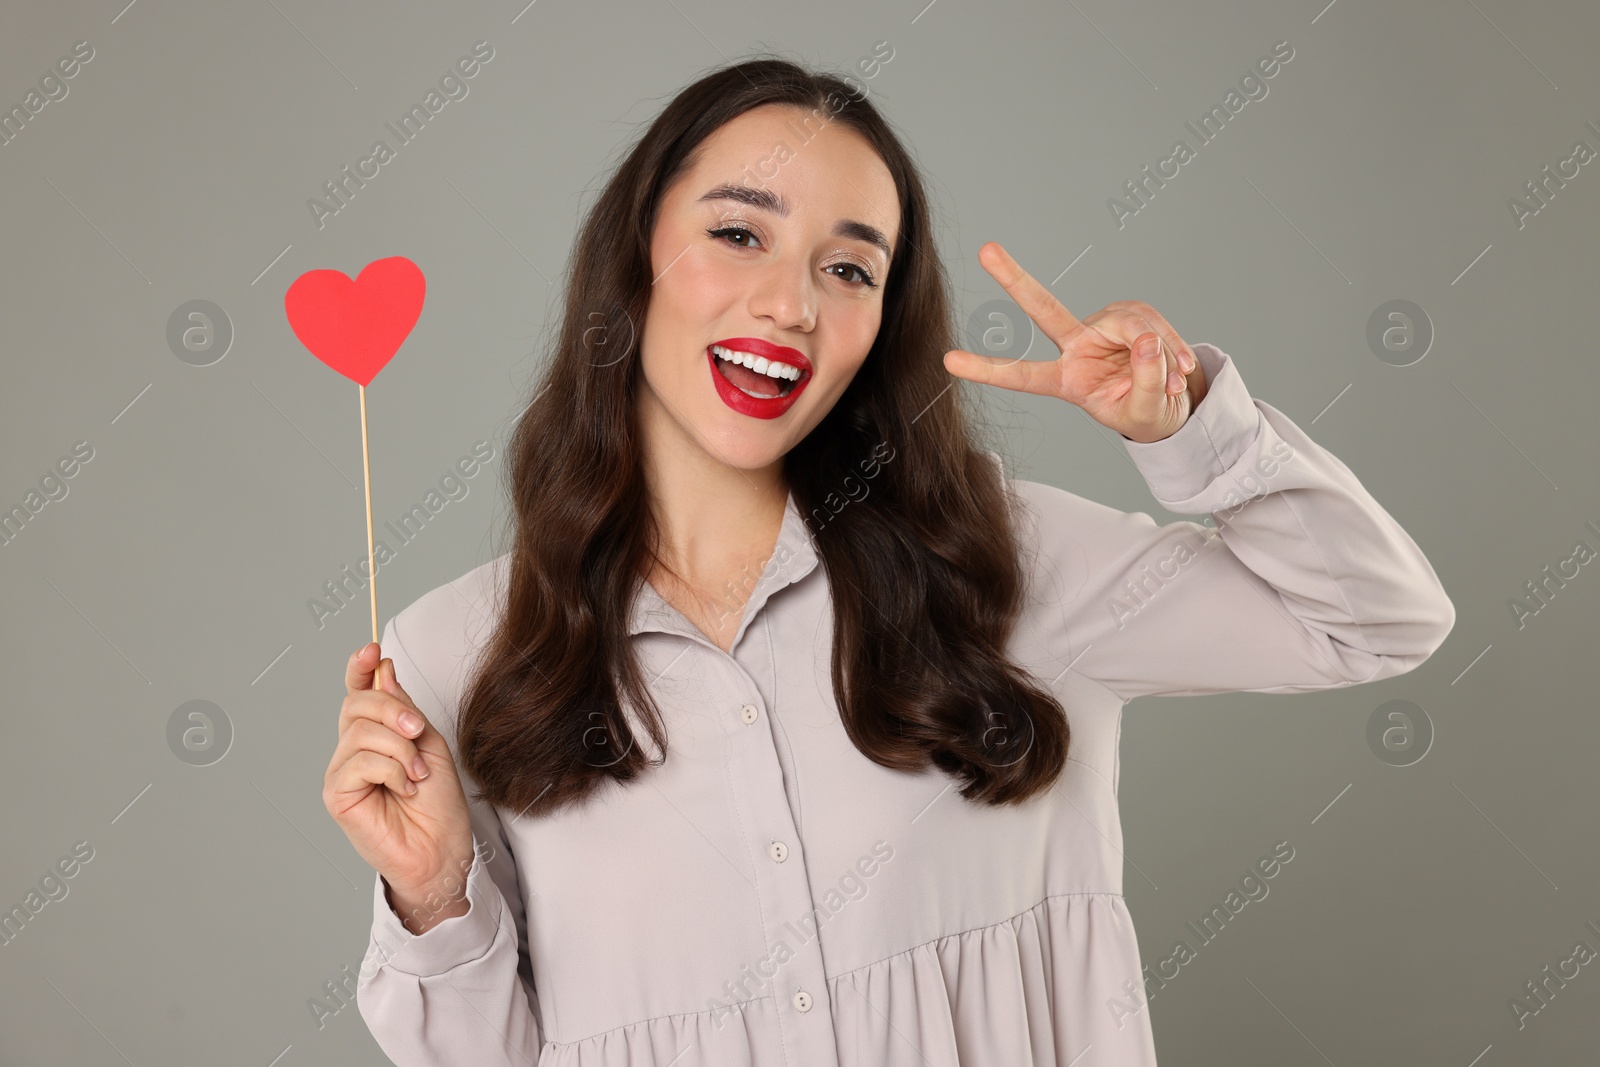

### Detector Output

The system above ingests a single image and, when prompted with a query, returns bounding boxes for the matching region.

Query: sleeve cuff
[1120,341,1268,513]
[365,847,503,978]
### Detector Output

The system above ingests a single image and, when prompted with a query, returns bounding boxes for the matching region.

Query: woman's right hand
[324,642,475,932]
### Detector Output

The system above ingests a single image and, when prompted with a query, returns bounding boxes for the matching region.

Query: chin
[703,434,791,472]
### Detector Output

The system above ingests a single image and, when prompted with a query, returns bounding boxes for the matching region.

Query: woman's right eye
[707,225,760,248]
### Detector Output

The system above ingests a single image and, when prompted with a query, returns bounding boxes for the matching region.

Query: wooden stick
[359,383,378,688]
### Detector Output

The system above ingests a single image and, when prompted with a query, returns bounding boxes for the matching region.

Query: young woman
[323,57,1454,1066]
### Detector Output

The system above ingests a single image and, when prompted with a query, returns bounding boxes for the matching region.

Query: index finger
[340,656,429,739]
[977,242,1084,354]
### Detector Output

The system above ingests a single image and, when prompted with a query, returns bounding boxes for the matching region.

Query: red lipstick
[707,337,812,420]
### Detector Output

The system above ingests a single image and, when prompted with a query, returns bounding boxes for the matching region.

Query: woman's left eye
[827,262,877,289]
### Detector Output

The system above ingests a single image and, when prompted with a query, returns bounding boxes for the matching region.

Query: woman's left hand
[943,242,1207,444]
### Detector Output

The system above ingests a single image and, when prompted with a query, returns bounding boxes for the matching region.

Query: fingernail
[1143,337,1162,360]
[405,780,417,795]
[1168,370,1184,393]
[1180,350,1195,372]
[411,756,429,780]
[399,710,422,735]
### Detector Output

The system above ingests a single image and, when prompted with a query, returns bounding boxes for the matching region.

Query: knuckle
[352,718,391,748]
[392,760,412,787]
[345,718,372,744]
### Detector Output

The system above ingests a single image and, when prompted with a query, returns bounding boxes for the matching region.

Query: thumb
[1125,332,1168,428]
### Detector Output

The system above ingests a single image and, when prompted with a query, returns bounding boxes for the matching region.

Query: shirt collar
[627,488,821,642]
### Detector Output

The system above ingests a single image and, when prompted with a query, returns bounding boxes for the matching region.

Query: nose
[746,252,817,334]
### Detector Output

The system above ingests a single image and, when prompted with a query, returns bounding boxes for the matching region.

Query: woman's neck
[642,452,789,648]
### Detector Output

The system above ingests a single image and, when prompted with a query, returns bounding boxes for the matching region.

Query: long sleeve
[355,613,546,1066]
[1045,341,1456,702]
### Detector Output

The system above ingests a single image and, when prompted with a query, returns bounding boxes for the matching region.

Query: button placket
[627,503,836,1062]
[718,604,838,1065]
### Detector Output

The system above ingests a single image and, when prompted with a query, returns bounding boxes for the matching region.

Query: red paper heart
[285,256,426,387]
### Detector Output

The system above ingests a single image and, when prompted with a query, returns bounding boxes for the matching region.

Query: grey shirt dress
[354,341,1456,1065]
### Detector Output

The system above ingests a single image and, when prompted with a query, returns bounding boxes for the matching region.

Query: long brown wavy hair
[456,54,1071,818]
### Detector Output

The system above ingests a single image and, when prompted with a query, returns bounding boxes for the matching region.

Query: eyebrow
[696,183,893,259]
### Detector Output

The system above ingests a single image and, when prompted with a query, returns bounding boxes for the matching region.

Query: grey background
[2,0,1596,1064]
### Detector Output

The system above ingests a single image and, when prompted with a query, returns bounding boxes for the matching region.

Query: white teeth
[712,344,802,381]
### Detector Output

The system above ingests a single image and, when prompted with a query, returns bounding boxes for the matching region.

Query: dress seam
[763,611,802,834]
[540,992,776,1048]
[1063,755,1113,792]
[536,891,1128,1046]
[1047,582,1135,707]
[825,890,1127,982]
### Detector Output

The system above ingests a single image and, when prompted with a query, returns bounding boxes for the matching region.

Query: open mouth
[710,344,807,399]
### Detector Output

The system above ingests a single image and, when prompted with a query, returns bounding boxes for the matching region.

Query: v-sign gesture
[944,243,1208,444]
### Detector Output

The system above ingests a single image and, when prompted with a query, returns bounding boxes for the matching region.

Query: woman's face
[636,102,901,475]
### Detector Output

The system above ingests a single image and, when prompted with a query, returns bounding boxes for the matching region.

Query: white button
[768,840,788,862]
[740,703,758,724]
[792,990,812,1012]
